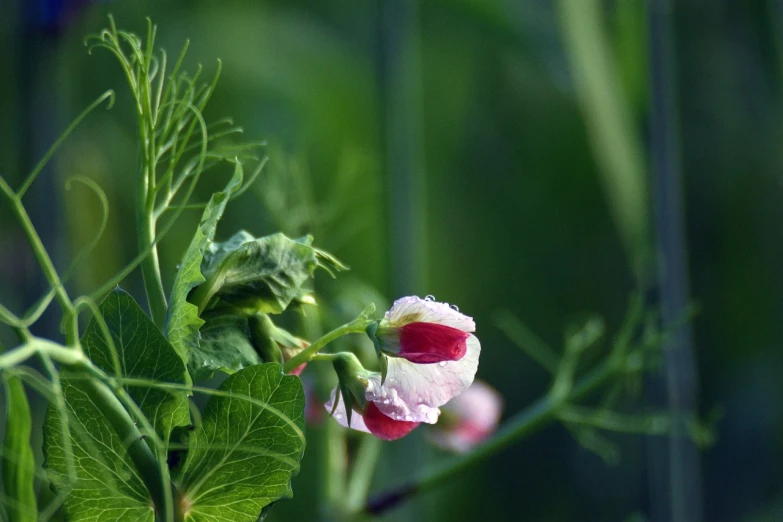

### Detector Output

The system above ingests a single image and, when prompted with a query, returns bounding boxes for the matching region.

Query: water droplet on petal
[439,361,447,367]
[405,415,414,421]
[335,413,343,419]
[450,304,459,311]
[418,398,424,404]
[383,399,390,404]
[425,295,436,302]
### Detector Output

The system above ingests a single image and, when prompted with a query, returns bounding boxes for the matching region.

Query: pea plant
[0,19,681,522]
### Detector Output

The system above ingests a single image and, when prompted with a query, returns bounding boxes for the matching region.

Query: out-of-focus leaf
[197,231,345,314]
[81,288,190,440]
[175,363,305,521]
[189,315,260,381]
[165,162,244,366]
[44,289,190,521]
[2,375,37,522]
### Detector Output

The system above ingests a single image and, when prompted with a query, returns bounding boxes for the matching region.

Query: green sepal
[331,352,369,426]
[365,321,388,384]
[366,321,381,359]
[339,381,354,428]
[379,354,388,386]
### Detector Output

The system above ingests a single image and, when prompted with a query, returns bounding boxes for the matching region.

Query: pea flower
[371,295,476,363]
[426,380,502,453]
[325,296,481,440]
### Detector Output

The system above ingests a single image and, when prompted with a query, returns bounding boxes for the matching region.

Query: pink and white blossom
[325,296,481,440]
[427,380,502,453]
[375,296,476,363]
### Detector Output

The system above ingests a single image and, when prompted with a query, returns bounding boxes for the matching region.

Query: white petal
[365,334,480,424]
[323,388,370,434]
[385,296,475,332]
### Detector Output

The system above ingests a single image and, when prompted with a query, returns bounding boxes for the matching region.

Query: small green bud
[248,313,283,365]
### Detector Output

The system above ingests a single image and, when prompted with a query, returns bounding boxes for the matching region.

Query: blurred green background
[1,0,782,521]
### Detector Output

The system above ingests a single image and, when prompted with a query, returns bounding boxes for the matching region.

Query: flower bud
[248,313,283,365]
[426,380,502,453]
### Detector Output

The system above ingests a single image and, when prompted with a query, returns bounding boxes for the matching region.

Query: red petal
[399,322,470,363]
[363,402,420,440]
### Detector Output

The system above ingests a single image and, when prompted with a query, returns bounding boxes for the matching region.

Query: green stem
[136,173,167,328]
[346,436,382,513]
[282,318,373,373]
[321,419,348,519]
[365,361,617,515]
[0,184,79,345]
[0,339,86,370]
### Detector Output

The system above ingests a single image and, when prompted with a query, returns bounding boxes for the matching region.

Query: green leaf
[190,315,261,381]
[81,288,190,440]
[175,364,305,521]
[197,232,343,314]
[44,379,155,522]
[2,376,37,522]
[43,289,190,521]
[166,162,244,366]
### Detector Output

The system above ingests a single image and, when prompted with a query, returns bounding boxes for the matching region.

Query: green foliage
[80,288,190,441]
[43,289,191,520]
[43,378,156,522]
[175,364,305,521]
[191,315,260,381]
[2,375,37,522]
[194,231,347,315]
[165,163,243,370]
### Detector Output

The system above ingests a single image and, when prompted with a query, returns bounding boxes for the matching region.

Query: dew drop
[450,304,460,311]
[405,415,414,422]
[176,264,182,270]
[383,399,390,404]
[439,361,447,367]
[335,413,343,419]
[417,398,424,404]
[424,295,436,302]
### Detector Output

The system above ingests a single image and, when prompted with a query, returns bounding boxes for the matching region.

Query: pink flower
[426,380,502,453]
[325,296,481,440]
[374,296,476,363]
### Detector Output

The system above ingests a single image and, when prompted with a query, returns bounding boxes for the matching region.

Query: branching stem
[365,360,617,515]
